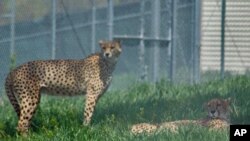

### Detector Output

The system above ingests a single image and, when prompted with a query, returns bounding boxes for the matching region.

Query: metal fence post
[10,0,16,61]
[139,0,147,81]
[91,0,96,53]
[220,0,226,80]
[170,0,177,83]
[166,0,172,82]
[51,0,57,59]
[107,0,113,41]
[193,0,201,84]
[152,0,161,83]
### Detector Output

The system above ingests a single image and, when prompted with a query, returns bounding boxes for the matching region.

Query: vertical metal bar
[167,0,172,81]
[51,0,57,59]
[139,0,147,81]
[190,1,195,84]
[152,0,161,83]
[220,0,226,79]
[170,0,177,82]
[194,0,201,83]
[107,0,113,41]
[91,0,96,53]
[10,0,16,60]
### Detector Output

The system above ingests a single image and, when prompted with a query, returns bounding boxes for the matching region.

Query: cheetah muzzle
[5,40,122,135]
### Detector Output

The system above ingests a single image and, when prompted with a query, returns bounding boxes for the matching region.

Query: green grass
[0,75,250,141]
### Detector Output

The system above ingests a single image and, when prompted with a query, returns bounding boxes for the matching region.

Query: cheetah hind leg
[17,88,40,135]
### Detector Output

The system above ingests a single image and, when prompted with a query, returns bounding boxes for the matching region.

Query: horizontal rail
[114,35,170,42]
[0,8,170,44]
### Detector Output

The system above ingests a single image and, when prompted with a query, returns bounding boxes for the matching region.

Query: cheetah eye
[102,47,106,50]
[111,46,115,49]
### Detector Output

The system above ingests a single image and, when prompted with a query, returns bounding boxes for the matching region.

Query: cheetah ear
[99,40,105,48]
[114,39,121,45]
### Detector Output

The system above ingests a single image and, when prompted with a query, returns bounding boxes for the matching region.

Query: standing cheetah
[5,40,122,134]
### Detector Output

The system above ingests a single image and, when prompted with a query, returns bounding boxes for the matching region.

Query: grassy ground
[0,75,249,141]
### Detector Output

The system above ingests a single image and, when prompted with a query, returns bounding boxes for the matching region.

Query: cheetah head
[99,40,122,60]
[205,98,231,120]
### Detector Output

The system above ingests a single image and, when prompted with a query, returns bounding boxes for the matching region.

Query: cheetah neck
[100,54,119,69]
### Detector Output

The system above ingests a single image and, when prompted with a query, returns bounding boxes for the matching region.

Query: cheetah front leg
[83,93,99,125]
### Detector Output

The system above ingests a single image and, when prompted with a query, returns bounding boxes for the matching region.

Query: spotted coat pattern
[131,98,231,135]
[5,40,122,134]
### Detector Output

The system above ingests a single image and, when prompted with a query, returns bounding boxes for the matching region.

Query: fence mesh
[1,0,248,93]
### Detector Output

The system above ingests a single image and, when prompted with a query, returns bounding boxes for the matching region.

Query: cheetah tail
[5,74,20,117]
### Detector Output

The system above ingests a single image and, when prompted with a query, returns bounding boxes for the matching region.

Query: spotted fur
[131,123,158,134]
[131,98,231,135]
[5,40,122,134]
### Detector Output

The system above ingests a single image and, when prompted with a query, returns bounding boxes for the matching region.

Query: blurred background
[0,0,250,91]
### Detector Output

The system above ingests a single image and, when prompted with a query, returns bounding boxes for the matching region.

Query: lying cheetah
[5,40,122,134]
[131,98,231,134]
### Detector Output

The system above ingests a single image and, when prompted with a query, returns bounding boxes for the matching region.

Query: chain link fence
[0,0,196,91]
[200,0,250,81]
[1,0,248,93]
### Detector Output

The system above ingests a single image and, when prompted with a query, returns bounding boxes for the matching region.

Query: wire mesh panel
[171,0,196,84]
[201,0,250,81]
[0,0,198,91]
[224,0,250,73]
